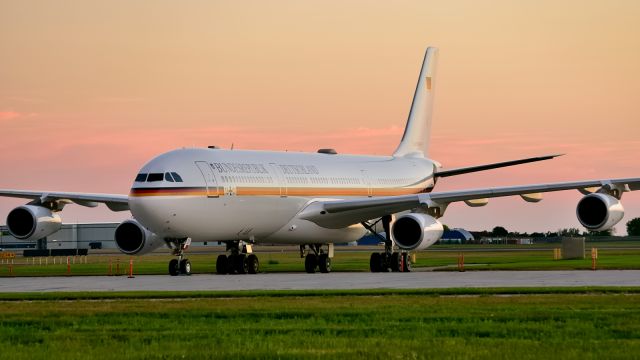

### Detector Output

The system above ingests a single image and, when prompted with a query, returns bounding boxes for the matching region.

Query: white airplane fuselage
[129,148,437,245]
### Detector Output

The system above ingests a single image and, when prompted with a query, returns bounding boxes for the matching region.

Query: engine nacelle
[6,205,62,241]
[114,220,163,255]
[576,193,624,231]
[391,213,444,251]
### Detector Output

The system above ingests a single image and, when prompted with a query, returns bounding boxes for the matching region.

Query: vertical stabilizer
[393,47,438,158]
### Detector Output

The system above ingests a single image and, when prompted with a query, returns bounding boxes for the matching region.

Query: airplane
[1,47,638,276]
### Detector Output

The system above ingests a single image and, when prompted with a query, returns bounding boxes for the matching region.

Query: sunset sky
[1,0,639,234]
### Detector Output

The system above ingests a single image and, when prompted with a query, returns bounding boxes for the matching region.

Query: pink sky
[1,0,639,234]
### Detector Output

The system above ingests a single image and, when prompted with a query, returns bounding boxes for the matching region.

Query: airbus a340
[2,47,638,275]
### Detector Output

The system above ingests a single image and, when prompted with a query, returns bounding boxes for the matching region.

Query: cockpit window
[171,172,183,182]
[164,172,175,182]
[135,173,148,182]
[147,173,164,182]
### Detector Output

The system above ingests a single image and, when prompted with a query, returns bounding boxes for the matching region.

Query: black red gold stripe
[130,186,432,197]
[130,187,207,197]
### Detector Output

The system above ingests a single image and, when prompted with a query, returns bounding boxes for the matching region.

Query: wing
[298,177,640,228]
[0,189,129,211]
[434,154,563,178]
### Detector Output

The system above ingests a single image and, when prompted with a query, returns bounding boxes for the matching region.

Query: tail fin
[393,47,438,158]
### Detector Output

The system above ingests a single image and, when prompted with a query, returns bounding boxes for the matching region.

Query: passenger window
[165,173,175,182]
[171,172,183,182]
[147,173,164,182]
[135,173,148,182]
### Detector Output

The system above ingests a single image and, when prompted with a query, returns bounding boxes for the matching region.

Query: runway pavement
[2,270,640,292]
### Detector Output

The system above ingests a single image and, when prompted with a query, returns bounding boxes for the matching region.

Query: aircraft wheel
[318,254,331,273]
[216,255,228,274]
[235,254,248,274]
[226,254,237,274]
[169,259,180,276]
[180,259,192,275]
[370,253,381,272]
[305,254,317,273]
[247,254,259,274]
[391,252,402,272]
[380,253,391,272]
[402,253,412,272]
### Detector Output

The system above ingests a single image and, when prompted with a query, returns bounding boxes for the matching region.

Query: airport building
[0,223,119,251]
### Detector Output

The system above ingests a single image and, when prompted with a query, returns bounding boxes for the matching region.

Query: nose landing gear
[166,238,192,276]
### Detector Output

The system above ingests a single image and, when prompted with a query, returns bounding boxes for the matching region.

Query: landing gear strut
[362,215,412,273]
[166,238,192,276]
[216,241,259,275]
[300,243,333,273]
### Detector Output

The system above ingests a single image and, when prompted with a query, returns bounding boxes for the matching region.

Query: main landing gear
[300,243,333,273]
[362,215,412,273]
[166,238,192,276]
[216,241,259,275]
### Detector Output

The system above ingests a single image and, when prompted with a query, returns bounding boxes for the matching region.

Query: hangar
[439,228,475,244]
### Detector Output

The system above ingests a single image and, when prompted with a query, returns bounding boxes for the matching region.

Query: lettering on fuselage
[211,162,269,174]
[278,164,320,175]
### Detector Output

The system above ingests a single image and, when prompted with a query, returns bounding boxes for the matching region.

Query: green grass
[2,246,640,276]
[2,292,640,359]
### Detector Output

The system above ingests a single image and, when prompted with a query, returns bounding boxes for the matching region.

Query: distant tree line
[457,217,640,239]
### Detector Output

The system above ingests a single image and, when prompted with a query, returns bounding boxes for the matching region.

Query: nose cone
[127,148,207,237]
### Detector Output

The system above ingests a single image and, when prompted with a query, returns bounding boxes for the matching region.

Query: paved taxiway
[3,270,640,292]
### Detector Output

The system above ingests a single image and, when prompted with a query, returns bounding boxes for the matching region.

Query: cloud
[0,111,38,121]
[0,111,21,121]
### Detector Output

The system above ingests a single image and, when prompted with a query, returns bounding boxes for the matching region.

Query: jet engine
[114,219,163,255]
[391,213,444,251]
[576,193,624,232]
[6,205,62,242]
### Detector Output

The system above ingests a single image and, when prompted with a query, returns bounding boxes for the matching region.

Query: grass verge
[2,291,640,359]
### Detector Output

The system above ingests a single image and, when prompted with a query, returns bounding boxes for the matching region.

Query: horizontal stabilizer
[434,154,563,178]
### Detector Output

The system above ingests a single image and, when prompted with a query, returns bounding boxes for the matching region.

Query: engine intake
[576,193,624,231]
[114,220,163,255]
[6,205,61,241]
[391,213,444,251]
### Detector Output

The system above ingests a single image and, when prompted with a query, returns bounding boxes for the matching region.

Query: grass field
[2,290,640,359]
[2,245,640,276]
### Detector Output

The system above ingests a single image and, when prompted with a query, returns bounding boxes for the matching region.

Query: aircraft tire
[318,254,331,273]
[247,254,259,274]
[402,253,412,272]
[169,259,180,276]
[305,254,317,273]
[226,254,237,274]
[179,259,191,275]
[370,253,381,272]
[391,252,402,272]
[216,255,228,274]
[380,253,391,272]
[235,254,248,274]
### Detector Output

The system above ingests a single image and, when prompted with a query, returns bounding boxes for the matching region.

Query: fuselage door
[195,161,219,198]
[361,170,373,197]
[269,163,287,197]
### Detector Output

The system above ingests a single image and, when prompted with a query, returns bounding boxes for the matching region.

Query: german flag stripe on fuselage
[129,186,432,197]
